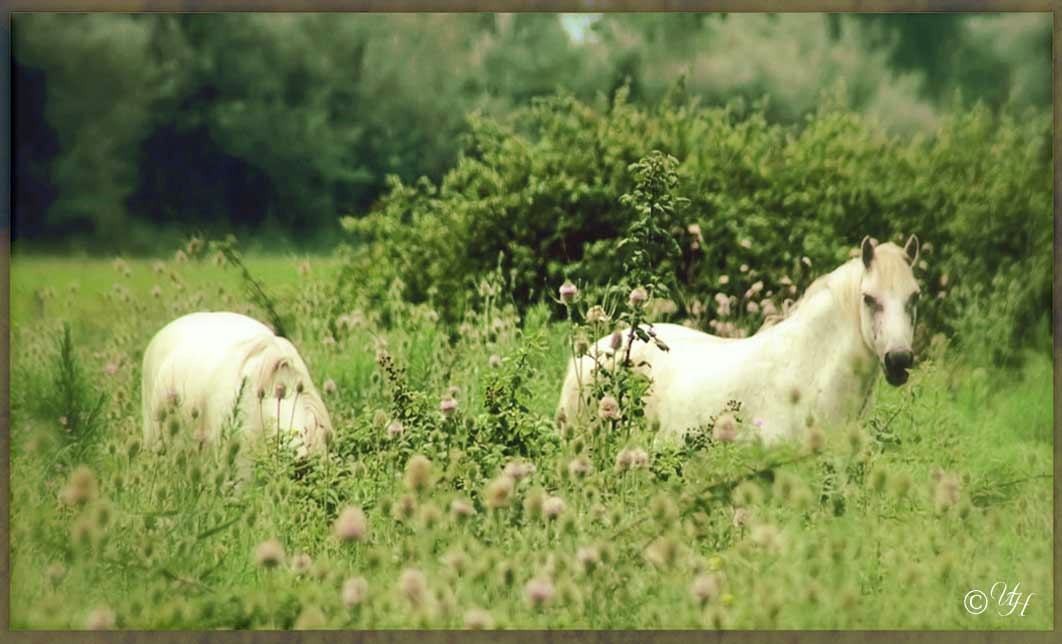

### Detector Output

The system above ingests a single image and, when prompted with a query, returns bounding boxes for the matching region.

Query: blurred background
[11,12,1052,253]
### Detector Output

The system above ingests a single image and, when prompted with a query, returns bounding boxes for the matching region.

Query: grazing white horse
[558,236,921,445]
[141,312,332,457]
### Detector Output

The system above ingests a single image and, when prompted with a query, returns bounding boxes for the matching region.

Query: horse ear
[861,236,875,269]
[904,234,920,266]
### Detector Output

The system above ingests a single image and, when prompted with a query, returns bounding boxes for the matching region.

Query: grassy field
[8,252,1053,630]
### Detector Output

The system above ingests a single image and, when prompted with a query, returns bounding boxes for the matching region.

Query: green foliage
[340,92,1051,357]
[47,324,108,465]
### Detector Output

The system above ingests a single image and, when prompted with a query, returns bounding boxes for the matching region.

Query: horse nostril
[886,350,913,371]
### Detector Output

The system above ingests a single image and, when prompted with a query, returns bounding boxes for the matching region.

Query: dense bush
[340,89,1051,356]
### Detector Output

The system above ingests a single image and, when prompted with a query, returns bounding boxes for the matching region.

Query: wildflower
[687,223,703,238]
[442,549,468,576]
[463,607,495,629]
[399,568,428,606]
[524,577,555,609]
[484,476,515,509]
[387,420,405,439]
[559,281,578,304]
[573,334,590,356]
[502,460,536,482]
[690,573,722,605]
[645,536,678,568]
[450,498,475,519]
[323,379,337,396]
[174,249,188,263]
[254,538,285,568]
[85,607,116,630]
[152,261,165,274]
[732,507,752,528]
[59,465,99,507]
[392,494,417,522]
[439,396,458,417]
[274,383,287,400]
[746,301,760,314]
[597,395,621,421]
[806,426,826,452]
[609,330,624,351]
[713,413,739,443]
[628,286,649,308]
[567,456,593,478]
[719,275,730,285]
[342,576,369,608]
[290,553,313,575]
[46,562,66,586]
[297,260,311,277]
[585,305,609,324]
[750,523,785,553]
[739,264,749,273]
[801,256,812,267]
[488,354,503,368]
[542,495,566,520]
[404,455,433,492]
[739,238,752,249]
[294,605,327,630]
[419,503,442,529]
[334,506,368,542]
[933,470,962,512]
[576,546,601,574]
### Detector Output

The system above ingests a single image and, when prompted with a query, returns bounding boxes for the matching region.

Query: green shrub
[339,89,1051,357]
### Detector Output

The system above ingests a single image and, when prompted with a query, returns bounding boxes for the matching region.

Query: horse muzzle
[883,349,914,386]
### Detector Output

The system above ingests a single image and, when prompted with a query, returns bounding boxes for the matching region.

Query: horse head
[858,235,921,386]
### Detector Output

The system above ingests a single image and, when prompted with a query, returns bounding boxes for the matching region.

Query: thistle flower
[628,286,649,308]
[85,607,116,630]
[542,495,566,520]
[323,379,337,396]
[806,426,826,452]
[294,605,327,630]
[559,281,578,304]
[439,396,458,417]
[399,568,428,606]
[712,413,739,443]
[718,275,730,285]
[750,523,784,553]
[690,573,722,605]
[597,395,621,421]
[46,562,66,586]
[933,471,962,512]
[746,301,760,314]
[645,536,678,568]
[524,577,555,609]
[576,545,601,574]
[463,607,495,629]
[334,506,368,542]
[290,553,313,575]
[502,460,536,482]
[404,455,433,492]
[274,383,287,400]
[450,498,475,519]
[488,354,503,369]
[342,576,369,608]
[60,465,99,506]
[567,456,593,478]
[254,538,285,568]
[585,305,609,324]
[387,420,405,439]
[484,476,515,509]
[732,507,752,529]
[573,334,590,356]
[609,330,624,351]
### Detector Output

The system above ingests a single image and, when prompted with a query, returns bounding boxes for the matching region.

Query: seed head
[934,471,962,512]
[60,465,99,506]
[398,568,428,606]
[439,396,458,417]
[597,395,621,421]
[387,420,405,439]
[524,576,555,609]
[542,495,566,520]
[806,426,826,452]
[342,576,369,608]
[585,305,609,324]
[274,383,287,400]
[484,476,515,509]
[488,354,503,368]
[290,552,313,575]
[559,281,578,304]
[404,455,433,492]
[450,498,475,519]
[645,536,678,568]
[567,456,593,478]
[609,330,624,351]
[712,413,739,443]
[334,506,368,542]
[576,545,601,574]
[85,606,116,630]
[323,379,337,396]
[254,538,285,568]
[628,286,649,308]
[463,607,495,629]
[690,573,722,605]
[502,460,536,482]
[294,605,327,630]
[732,507,752,528]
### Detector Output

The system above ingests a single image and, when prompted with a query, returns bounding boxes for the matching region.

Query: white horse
[141,312,333,457]
[558,236,921,445]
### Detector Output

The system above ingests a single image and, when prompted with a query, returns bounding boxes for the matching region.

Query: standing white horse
[142,312,333,457]
[558,236,921,444]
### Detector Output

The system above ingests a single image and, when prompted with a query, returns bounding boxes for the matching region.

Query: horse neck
[773,265,877,416]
